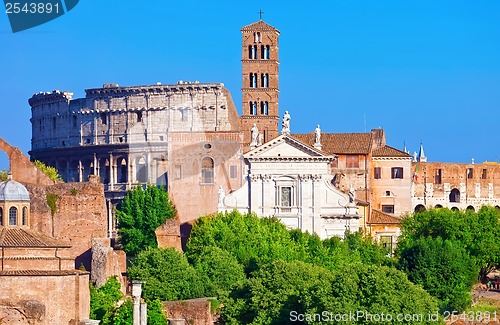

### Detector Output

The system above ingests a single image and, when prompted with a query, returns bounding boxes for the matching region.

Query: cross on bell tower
[240,18,280,151]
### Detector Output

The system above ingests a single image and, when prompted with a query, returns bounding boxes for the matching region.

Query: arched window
[250,73,257,88]
[261,45,265,59]
[414,204,426,213]
[254,32,261,43]
[466,205,475,212]
[248,45,252,59]
[249,102,257,115]
[201,157,214,184]
[261,74,269,87]
[22,207,27,226]
[260,102,269,115]
[9,207,17,226]
[265,45,270,59]
[449,188,460,203]
[249,45,257,59]
[435,204,443,208]
[451,207,459,212]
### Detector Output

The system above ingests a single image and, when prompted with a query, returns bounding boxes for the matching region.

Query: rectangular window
[100,113,107,125]
[281,187,292,207]
[482,169,487,179]
[230,165,238,179]
[382,205,394,214]
[435,169,442,184]
[201,158,214,184]
[467,168,473,179]
[391,167,403,179]
[174,165,182,180]
[346,155,360,168]
[136,111,143,122]
[380,236,393,254]
[52,117,57,129]
[374,167,381,179]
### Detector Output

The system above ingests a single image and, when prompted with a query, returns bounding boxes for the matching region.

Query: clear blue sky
[1,0,499,168]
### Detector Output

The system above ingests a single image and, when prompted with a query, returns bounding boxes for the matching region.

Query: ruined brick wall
[25,181,108,269]
[411,162,500,211]
[0,272,90,325]
[90,238,127,291]
[163,299,213,325]
[155,217,182,252]
[0,138,54,186]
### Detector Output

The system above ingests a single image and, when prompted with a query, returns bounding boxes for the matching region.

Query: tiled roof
[241,20,280,32]
[0,270,87,276]
[292,132,373,155]
[369,210,402,225]
[0,227,70,248]
[372,145,411,158]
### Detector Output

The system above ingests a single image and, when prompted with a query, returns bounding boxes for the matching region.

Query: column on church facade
[249,174,261,213]
[298,174,311,234]
[312,174,323,235]
[261,174,272,217]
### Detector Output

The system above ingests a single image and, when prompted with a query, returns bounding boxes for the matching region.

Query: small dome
[0,178,30,201]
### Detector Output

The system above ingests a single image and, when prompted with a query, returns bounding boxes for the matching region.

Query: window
[73,116,77,127]
[482,169,487,179]
[261,73,269,87]
[374,167,381,179]
[346,155,360,168]
[22,207,27,226]
[52,117,57,129]
[260,45,265,59]
[382,205,394,214]
[449,188,460,203]
[181,109,188,121]
[380,236,393,254]
[136,111,143,122]
[249,73,257,88]
[265,45,270,59]
[391,167,403,179]
[281,187,292,207]
[435,169,442,184]
[248,45,257,59]
[230,165,238,179]
[467,168,473,179]
[174,165,182,180]
[201,157,214,184]
[9,207,17,226]
[100,113,107,125]
[249,102,257,115]
[385,191,391,196]
[254,32,261,43]
[260,102,268,115]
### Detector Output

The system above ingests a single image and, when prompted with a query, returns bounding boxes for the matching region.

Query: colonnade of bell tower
[240,19,280,150]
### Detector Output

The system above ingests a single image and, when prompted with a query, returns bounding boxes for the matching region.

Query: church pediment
[244,135,333,161]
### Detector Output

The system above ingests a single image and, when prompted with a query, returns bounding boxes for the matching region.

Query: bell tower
[240,17,280,150]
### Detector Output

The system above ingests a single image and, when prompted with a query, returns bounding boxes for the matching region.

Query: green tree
[90,277,124,324]
[116,185,176,255]
[397,207,500,281]
[191,246,246,298]
[127,247,205,302]
[398,237,478,312]
[33,160,62,181]
[0,169,8,181]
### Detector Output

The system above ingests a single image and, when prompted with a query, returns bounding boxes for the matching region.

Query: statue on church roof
[282,111,290,135]
[314,124,321,146]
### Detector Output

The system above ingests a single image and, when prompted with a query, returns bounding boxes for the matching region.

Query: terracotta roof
[0,227,71,248]
[241,20,280,33]
[372,145,411,158]
[369,210,402,225]
[292,132,373,155]
[0,270,87,276]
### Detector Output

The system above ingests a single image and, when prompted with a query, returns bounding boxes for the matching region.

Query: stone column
[132,281,146,325]
[249,174,261,213]
[261,174,272,216]
[127,156,132,189]
[78,160,83,182]
[312,174,323,235]
[109,154,115,191]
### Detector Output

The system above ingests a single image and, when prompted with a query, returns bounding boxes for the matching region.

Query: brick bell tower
[240,17,280,150]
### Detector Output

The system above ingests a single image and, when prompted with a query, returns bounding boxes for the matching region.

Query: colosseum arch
[449,188,460,203]
[0,138,54,185]
[414,204,426,213]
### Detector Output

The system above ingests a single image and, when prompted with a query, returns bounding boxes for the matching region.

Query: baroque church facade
[29,18,415,242]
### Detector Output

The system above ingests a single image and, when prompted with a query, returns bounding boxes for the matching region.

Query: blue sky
[0,0,499,168]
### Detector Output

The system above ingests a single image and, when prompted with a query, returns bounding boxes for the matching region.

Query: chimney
[371,128,386,149]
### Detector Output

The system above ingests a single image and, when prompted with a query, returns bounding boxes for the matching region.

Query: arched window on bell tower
[249,102,257,115]
[254,32,262,43]
[261,74,269,88]
[265,45,270,59]
[250,73,257,88]
[260,102,269,115]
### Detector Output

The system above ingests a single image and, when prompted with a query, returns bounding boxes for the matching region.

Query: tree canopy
[116,185,176,255]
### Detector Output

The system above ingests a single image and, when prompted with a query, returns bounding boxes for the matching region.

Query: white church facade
[218,134,359,239]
